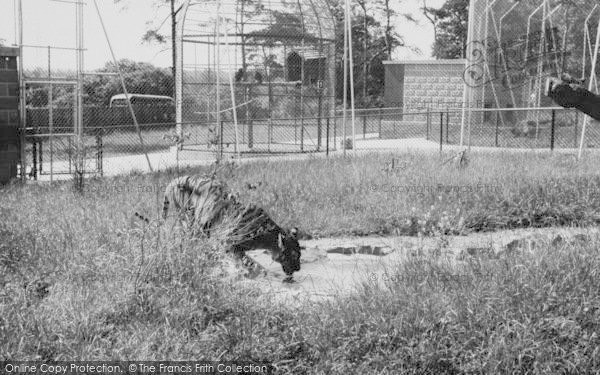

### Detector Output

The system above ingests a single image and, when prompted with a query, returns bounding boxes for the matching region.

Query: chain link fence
[11,0,600,184]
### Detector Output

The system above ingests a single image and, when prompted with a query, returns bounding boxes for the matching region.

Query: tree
[115,0,181,84]
[330,0,413,105]
[423,0,469,59]
[84,59,173,105]
[421,0,439,48]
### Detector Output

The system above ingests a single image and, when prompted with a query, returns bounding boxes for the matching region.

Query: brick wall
[384,60,467,126]
[402,61,465,113]
[0,47,20,184]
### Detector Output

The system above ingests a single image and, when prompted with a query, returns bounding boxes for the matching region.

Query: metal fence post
[445,109,449,144]
[39,134,43,174]
[495,110,499,147]
[426,105,430,140]
[32,137,37,180]
[363,108,367,139]
[378,107,382,139]
[439,111,443,154]
[326,116,330,156]
[550,109,556,151]
[220,119,224,159]
[333,114,337,151]
[574,111,579,148]
[96,128,103,177]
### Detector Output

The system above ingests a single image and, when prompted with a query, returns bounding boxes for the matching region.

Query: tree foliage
[330,0,413,106]
[83,60,174,106]
[423,0,469,59]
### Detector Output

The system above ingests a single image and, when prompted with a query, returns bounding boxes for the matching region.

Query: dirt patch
[234,226,599,305]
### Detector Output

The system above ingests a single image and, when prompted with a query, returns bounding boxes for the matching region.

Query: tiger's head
[272,227,302,277]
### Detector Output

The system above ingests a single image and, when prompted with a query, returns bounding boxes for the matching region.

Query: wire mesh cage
[176,0,338,159]
[462,0,600,147]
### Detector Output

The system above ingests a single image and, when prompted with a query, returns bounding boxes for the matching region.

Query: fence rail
[21,102,600,180]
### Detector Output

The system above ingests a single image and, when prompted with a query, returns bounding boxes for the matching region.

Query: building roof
[0,47,20,57]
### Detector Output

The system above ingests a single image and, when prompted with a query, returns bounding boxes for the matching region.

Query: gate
[23,81,101,180]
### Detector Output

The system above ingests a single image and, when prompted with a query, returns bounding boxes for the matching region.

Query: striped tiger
[139,174,302,281]
[204,198,302,282]
[161,175,237,234]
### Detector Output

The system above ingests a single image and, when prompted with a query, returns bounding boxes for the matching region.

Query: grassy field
[2,151,600,372]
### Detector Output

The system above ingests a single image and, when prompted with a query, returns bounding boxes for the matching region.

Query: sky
[0,0,445,71]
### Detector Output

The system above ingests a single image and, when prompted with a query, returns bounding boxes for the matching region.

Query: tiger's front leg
[229,244,267,278]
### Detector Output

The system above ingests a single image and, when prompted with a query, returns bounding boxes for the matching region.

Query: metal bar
[223,19,240,160]
[326,117,330,156]
[97,130,103,176]
[550,109,556,151]
[50,0,87,5]
[525,2,545,63]
[362,110,366,139]
[77,0,84,179]
[27,133,78,138]
[215,0,222,161]
[346,0,356,156]
[445,110,449,144]
[32,137,37,179]
[439,112,443,154]
[24,80,78,85]
[393,106,572,114]
[176,0,191,170]
[495,110,499,147]
[48,46,53,183]
[496,3,520,109]
[378,107,382,139]
[18,0,26,181]
[20,44,87,51]
[333,113,337,151]
[82,72,119,76]
[574,111,579,148]
[426,106,430,140]
[220,119,223,160]
[583,6,599,79]
[93,0,153,172]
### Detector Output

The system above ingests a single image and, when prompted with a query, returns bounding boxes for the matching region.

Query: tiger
[204,198,302,283]
[140,175,302,282]
[160,175,237,233]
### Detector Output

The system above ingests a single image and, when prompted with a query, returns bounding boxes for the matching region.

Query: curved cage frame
[176,0,338,158]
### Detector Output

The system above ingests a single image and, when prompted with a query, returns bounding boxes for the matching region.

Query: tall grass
[2,151,600,372]
[227,151,600,237]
